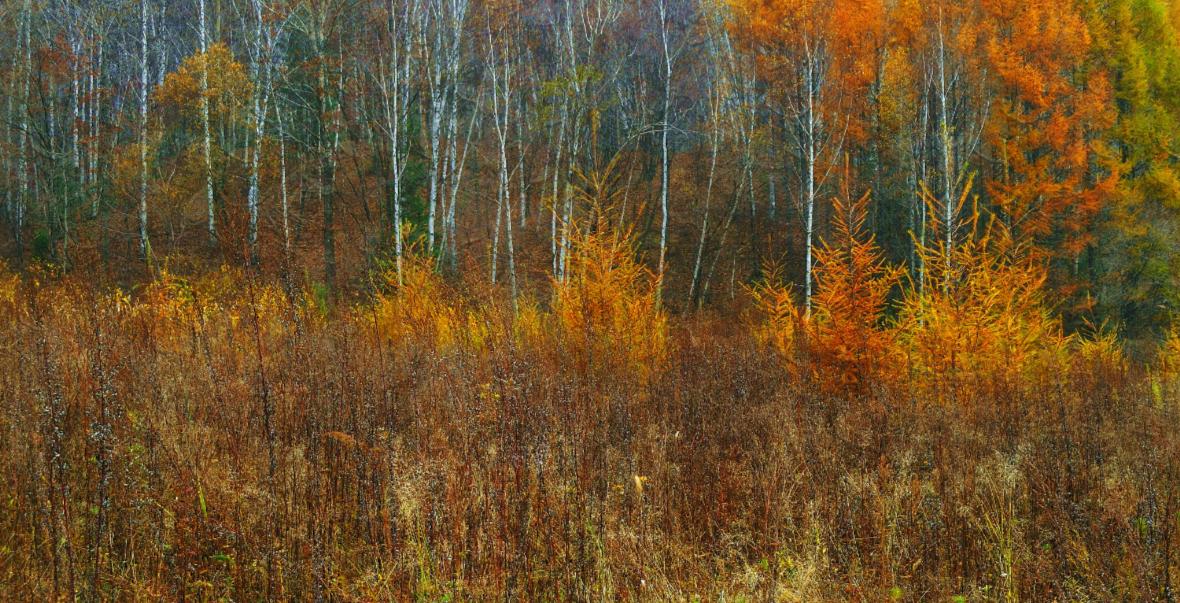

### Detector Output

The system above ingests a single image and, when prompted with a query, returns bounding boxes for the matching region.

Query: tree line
[1,0,1179,339]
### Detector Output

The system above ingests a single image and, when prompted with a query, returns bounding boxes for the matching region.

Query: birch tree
[731,0,878,311]
[199,0,215,243]
[378,0,415,282]
[246,0,284,263]
[14,0,32,252]
[139,0,150,259]
[656,0,673,296]
[907,1,989,278]
[486,4,518,298]
[302,0,345,292]
[689,3,728,307]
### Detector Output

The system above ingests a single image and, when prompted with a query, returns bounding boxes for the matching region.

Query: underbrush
[0,240,1177,601]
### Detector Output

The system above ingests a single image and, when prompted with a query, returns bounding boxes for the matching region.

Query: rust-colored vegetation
[1,214,1176,601]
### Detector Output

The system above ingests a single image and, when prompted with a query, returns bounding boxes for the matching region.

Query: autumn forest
[3,0,1180,600]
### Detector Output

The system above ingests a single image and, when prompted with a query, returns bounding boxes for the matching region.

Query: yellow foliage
[372,252,465,352]
[154,43,252,123]
[513,297,548,349]
[748,267,814,395]
[1071,328,1125,374]
[894,193,1066,400]
[133,265,296,352]
[749,267,803,368]
[1160,328,1180,377]
[139,268,200,325]
[553,225,667,382]
[1154,327,1180,403]
[0,261,19,311]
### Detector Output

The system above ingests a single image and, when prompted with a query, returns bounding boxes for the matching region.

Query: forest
[3,0,1180,600]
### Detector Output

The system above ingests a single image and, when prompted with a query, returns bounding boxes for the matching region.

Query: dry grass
[0,246,1177,602]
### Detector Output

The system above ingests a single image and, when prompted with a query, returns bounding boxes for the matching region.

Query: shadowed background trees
[0,0,1179,343]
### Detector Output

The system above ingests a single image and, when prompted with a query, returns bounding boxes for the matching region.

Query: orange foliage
[728,0,885,142]
[753,183,1081,403]
[753,191,902,395]
[808,192,904,391]
[979,0,1115,261]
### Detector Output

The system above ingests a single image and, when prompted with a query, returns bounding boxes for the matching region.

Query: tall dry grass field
[0,229,1177,601]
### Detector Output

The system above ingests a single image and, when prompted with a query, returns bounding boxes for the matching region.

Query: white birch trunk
[657,0,672,296]
[246,0,269,263]
[199,0,215,243]
[139,0,150,259]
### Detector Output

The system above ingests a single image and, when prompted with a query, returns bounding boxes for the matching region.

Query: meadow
[1,215,1177,602]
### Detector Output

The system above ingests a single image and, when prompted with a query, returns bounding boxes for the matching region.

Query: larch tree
[730,0,880,311]
[1085,0,1180,336]
[978,0,1114,312]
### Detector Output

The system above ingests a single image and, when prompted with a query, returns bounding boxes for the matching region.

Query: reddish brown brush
[0,243,1176,602]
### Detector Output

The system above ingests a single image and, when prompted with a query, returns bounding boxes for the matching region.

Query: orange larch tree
[978,0,1115,310]
[751,186,903,396]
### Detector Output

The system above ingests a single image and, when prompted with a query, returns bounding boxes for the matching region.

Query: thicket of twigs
[2,205,1180,602]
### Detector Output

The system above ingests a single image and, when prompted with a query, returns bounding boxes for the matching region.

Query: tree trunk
[200,0,215,243]
[139,0,150,260]
[657,0,672,297]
